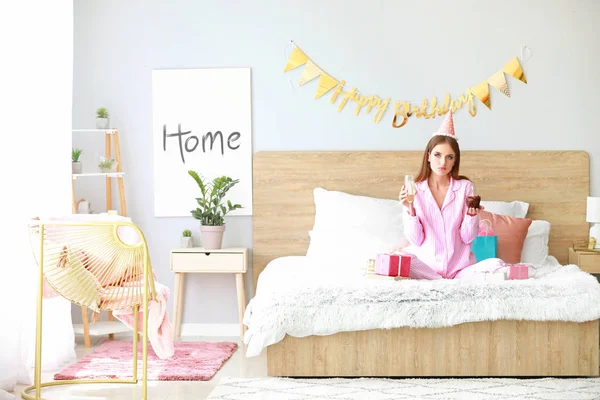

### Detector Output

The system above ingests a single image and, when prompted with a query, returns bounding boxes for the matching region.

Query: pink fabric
[54,340,237,381]
[42,279,60,299]
[112,280,174,359]
[403,178,480,279]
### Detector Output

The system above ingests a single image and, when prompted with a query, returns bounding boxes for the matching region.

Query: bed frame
[252,150,598,377]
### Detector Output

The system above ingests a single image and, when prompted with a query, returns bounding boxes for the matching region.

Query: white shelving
[71,127,129,347]
[73,320,131,336]
[72,172,125,179]
[72,129,118,134]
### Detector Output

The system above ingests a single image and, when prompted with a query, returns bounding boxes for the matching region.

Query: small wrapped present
[507,263,531,280]
[375,253,410,278]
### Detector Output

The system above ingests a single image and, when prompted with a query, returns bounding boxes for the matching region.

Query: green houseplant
[72,148,83,174]
[98,157,117,173]
[188,170,242,249]
[96,107,110,129]
[181,229,193,248]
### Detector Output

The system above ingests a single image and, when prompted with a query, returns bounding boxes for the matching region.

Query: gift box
[375,253,410,277]
[507,263,529,280]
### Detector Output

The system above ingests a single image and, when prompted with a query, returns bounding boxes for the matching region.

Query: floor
[15,334,266,400]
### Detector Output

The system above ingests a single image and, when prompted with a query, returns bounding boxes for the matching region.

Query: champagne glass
[405,175,415,209]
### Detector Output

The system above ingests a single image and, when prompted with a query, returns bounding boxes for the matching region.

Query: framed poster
[152,68,252,217]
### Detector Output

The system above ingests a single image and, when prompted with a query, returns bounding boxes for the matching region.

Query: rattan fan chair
[23,218,157,400]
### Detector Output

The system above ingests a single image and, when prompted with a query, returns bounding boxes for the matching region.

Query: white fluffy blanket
[243,256,600,357]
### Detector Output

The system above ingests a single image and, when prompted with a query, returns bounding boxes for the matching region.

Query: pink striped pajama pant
[406,254,505,280]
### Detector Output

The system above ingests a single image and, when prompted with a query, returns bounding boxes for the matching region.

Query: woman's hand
[398,185,410,208]
[466,205,485,217]
[399,185,416,216]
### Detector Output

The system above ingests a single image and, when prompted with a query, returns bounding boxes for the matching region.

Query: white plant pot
[180,237,193,248]
[96,118,110,129]
[72,162,82,174]
[200,225,225,250]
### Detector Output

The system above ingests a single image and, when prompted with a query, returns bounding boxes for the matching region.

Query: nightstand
[569,246,600,274]
[170,247,248,340]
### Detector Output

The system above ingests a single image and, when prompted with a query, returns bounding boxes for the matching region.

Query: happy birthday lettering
[392,91,477,128]
[328,81,477,128]
[329,81,390,124]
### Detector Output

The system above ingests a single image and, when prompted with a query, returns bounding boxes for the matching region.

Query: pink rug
[54,340,238,381]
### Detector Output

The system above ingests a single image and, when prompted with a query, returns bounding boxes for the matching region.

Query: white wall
[72,0,600,326]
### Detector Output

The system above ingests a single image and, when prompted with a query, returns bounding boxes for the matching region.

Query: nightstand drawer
[171,252,245,272]
[579,254,600,273]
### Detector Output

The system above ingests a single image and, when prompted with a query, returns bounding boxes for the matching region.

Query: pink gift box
[507,263,529,280]
[375,253,410,277]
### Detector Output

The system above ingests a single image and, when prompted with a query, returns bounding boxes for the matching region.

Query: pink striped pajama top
[403,177,479,279]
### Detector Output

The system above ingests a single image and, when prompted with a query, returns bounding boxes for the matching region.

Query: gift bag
[472,219,498,262]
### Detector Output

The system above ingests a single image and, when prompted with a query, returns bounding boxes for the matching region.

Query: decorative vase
[72,161,82,174]
[180,237,193,248]
[96,118,110,129]
[200,225,225,250]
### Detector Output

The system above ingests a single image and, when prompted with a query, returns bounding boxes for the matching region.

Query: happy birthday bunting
[298,60,323,86]
[283,43,528,128]
[283,47,309,72]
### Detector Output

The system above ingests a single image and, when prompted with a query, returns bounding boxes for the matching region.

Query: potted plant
[72,148,83,174]
[188,170,242,249]
[98,157,117,173]
[181,229,193,248]
[96,107,110,129]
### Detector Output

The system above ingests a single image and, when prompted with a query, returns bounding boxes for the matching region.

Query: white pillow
[520,220,550,265]
[306,229,401,261]
[480,200,529,218]
[308,188,405,257]
[311,187,404,233]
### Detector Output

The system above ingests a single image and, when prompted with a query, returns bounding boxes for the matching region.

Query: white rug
[206,376,600,400]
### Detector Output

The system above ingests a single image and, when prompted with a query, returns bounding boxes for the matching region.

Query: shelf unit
[71,128,129,347]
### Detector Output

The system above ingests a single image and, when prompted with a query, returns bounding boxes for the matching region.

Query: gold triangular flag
[502,57,527,84]
[298,60,323,86]
[314,73,339,100]
[469,81,491,109]
[283,47,309,72]
[487,71,510,97]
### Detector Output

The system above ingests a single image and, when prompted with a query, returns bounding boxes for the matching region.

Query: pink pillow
[479,211,532,264]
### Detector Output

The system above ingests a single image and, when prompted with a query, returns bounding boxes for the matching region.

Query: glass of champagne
[405,175,415,212]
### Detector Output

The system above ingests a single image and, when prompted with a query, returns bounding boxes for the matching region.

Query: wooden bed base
[253,151,598,377]
[267,321,599,377]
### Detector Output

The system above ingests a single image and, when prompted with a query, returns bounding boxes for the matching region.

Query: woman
[398,111,502,279]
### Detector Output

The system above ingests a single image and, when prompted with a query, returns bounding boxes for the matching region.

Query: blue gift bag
[472,235,498,262]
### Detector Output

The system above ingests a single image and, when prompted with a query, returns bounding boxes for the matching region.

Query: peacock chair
[23,217,157,400]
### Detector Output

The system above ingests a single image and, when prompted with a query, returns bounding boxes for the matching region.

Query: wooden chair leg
[81,306,91,348]
[108,310,115,340]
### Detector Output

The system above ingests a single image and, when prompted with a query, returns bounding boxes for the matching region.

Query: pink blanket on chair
[110,280,175,359]
[37,215,175,359]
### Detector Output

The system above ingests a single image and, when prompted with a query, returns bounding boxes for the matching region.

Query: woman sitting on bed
[398,110,503,280]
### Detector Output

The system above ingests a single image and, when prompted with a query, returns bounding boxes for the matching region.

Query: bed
[249,150,600,377]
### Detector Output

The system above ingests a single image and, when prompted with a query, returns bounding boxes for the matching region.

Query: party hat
[432,109,457,140]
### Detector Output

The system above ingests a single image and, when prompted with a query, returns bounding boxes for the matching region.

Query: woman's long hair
[415,135,470,183]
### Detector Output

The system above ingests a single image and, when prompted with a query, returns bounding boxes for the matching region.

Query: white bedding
[243,255,600,357]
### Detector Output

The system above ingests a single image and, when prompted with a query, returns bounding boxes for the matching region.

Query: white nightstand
[170,247,248,340]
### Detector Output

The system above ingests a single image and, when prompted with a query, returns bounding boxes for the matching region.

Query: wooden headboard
[252,151,589,290]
